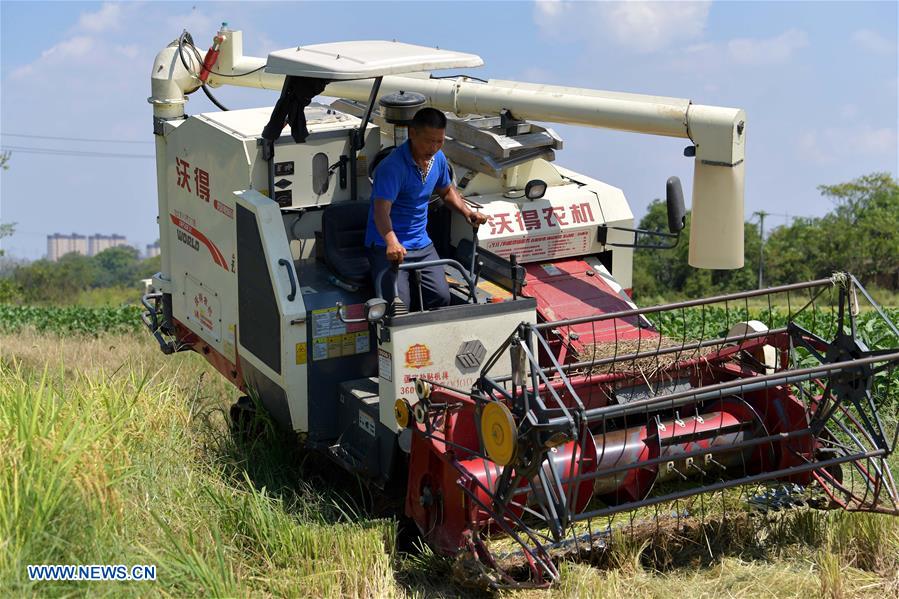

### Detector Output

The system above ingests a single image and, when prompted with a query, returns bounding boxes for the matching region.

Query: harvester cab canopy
[265,40,484,79]
[260,41,482,157]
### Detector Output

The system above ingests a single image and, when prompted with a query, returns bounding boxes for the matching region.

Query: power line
[1,132,153,144]
[752,210,793,225]
[1,146,154,159]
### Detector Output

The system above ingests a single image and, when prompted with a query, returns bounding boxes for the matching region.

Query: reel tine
[453,276,898,585]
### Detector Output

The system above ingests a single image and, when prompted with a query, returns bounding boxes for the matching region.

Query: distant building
[47,233,87,261]
[46,233,131,261]
[145,241,161,259]
[88,234,128,256]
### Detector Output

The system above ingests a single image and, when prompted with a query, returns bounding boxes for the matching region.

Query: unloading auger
[402,274,899,584]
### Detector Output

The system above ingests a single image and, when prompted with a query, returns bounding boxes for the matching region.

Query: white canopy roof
[266,40,483,80]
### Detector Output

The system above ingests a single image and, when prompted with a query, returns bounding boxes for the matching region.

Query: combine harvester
[144,25,899,585]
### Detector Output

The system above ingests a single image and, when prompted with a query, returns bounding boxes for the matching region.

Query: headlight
[365,298,388,322]
[525,179,547,200]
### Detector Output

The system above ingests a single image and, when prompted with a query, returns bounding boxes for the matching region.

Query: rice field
[1,323,898,597]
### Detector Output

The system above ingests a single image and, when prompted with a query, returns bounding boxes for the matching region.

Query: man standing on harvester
[365,107,488,310]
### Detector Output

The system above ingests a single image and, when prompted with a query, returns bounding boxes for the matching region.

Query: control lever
[389,262,408,315]
[510,254,521,300]
[469,226,481,303]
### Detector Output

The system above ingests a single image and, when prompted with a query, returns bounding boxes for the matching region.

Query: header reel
[402,273,899,586]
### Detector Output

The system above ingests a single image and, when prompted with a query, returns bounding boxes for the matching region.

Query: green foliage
[761,216,824,285]
[139,254,161,279]
[650,305,899,348]
[0,304,143,335]
[12,255,97,303]
[0,280,17,303]
[818,173,899,289]
[0,222,14,257]
[768,172,899,288]
[648,303,899,411]
[8,248,158,305]
[91,246,141,287]
[632,200,761,300]
[633,173,899,300]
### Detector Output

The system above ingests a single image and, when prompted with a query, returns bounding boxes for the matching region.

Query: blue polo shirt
[364,141,451,249]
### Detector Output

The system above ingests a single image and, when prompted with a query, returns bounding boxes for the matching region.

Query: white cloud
[851,28,895,54]
[165,9,218,40]
[798,126,898,165]
[670,29,809,72]
[854,127,899,154]
[10,36,96,79]
[535,0,564,18]
[672,41,724,72]
[726,29,808,66]
[601,1,710,53]
[9,64,34,79]
[41,36,95,60]
[533,1,711,54]
[78,3,124,33]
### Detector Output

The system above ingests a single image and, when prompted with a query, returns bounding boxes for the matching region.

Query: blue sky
[1,1,896,260]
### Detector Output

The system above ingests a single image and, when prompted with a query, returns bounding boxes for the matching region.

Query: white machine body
[148,29,745,440]
[377,301,537,433]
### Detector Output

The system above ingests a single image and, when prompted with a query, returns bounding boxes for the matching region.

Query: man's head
[408,107,446,161]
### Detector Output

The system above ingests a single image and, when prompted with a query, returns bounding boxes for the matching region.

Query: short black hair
[410,107,447,130]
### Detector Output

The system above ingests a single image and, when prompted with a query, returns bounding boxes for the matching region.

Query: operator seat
[322,201,371,287]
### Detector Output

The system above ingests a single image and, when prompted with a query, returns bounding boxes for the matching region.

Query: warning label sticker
[378,349,392,381]
[295,342,307,364]
[483,229,592,262]
[312,339,329,362]
[312,307,344,338]
[310,306,370,361]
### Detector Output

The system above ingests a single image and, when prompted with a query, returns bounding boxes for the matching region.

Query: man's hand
[437,184,489,229]
[466,210,489,228]
[386,239,407,264]
[373,198,406,262]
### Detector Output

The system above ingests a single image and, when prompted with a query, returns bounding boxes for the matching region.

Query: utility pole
[753,210,769,289]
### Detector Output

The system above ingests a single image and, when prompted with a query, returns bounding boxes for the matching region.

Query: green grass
[1,326,897,597]
[0,332,402,597]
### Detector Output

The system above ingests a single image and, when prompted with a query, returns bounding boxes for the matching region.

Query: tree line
[632,172,899,300]
[0,246,160,304]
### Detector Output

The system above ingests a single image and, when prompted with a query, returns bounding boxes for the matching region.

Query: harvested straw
[573,335,716,379]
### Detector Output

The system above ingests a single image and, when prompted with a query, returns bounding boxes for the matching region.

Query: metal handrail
[533,277,836,331]
[374,258,477,309]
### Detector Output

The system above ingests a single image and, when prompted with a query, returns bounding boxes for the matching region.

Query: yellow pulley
[394,398,411,429]
[481,402,517,466]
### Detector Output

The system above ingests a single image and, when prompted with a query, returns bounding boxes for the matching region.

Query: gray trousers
[368,243,450,310]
